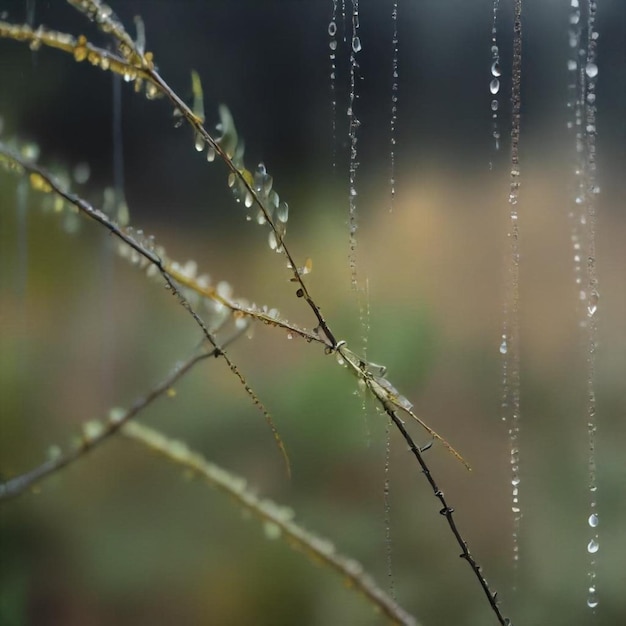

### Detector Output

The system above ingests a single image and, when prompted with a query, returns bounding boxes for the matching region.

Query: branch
[122,420,419,626]
[384,408,511,626]
[0,339,224,502]
[0,17,339,349]
[0,143,291,476]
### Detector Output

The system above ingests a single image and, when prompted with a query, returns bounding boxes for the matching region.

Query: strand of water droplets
[583,0,600,612]
[489,0,502,163]
[329,1,338,171]
[566,0,586,307]
[383,421,395,599]
[499,0,523,580]
[389,0,398,209]
[347,0,361,289]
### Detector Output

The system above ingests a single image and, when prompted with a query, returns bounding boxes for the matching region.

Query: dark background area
[1,2,625,625]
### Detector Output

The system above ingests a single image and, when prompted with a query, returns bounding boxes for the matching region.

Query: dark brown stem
[384,407,511,626]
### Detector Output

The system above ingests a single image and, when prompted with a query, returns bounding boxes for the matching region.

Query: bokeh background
[1,1,625,625]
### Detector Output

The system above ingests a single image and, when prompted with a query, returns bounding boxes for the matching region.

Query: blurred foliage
[1,2,626,626]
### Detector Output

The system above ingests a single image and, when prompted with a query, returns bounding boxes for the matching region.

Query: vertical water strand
[501,0,523,578]
[383,421,395,598]
[567,0,585,304]
[347,0,361,289]
[358,278,371,444]
[389,0,399,209]
[489,0,501,160]
[328,1,338,171]
[583,0,600,612]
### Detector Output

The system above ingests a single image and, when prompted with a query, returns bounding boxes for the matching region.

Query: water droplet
[263,521,282,540]
[588,513,599,528]
[47,445,62,461]
[587,538,599,554]
[72,162,91,184]
[567,59,578,71]
[268,231,278,251]
[500,339,508,354]
[491,61,501,77]
[587,291,599,317]
[244,191,254,208]
[206,146,216,162]
[276,201,289,223]
[587,586,598,609]
[490,78,500,95]
[491,99,499,112]
[585,63,598,78]
[328,20,337,37]
[352,36,362,53]
[194,133,205,152]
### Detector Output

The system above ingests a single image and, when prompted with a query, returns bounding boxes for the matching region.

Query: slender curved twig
[0,338,228,502]
[122,420,419,626]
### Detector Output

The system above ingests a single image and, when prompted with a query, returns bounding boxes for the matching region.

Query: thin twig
[384,408,511,626]
[122,420,419,626]
[0,344,216,502]
[0,145,291,476]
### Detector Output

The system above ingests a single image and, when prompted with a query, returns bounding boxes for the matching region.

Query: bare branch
[122,420,419,626]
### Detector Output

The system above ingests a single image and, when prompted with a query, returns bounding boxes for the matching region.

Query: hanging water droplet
[587,538,599,554]
[206,146,216,162]
[585,62,598,78]
[194,133,204,152]
[567,59,578,71]
[328,20,337,37]
[268,231,278,251]
[500,339,508,354]
[352,36,362,53]
[276,201,289,223]
[491,61,501,77]
[491,99,499,111]
[587,585,598,609]
[490,78,500,95]
[588,513,599,528]
[244,191,254,208]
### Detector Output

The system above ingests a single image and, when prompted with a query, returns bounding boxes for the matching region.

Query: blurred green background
[1,1,625,625]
